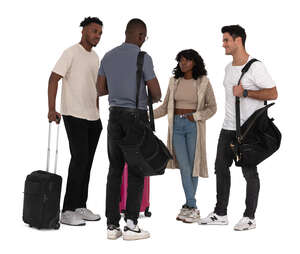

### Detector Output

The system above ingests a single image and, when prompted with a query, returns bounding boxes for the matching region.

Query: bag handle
[235,58,259,141]
[136,51,155,131]
[46,118,60,174]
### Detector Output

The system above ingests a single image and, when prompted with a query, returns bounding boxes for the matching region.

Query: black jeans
[62,115,102,212]
[214,129,260,219]
[106,107,147,227]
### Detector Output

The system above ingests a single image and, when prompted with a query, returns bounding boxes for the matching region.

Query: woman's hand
[186,114,195,122]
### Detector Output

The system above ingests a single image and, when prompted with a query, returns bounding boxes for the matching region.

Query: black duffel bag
[119,51,172,176]
[230,59,281,167]
[119,121,172,176]
[230,102,281,167]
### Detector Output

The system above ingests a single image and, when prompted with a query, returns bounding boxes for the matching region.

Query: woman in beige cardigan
[154,49,217,223]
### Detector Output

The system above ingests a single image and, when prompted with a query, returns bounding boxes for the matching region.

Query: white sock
[126,219,136,230]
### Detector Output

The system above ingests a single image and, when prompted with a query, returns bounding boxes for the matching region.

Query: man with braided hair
[48,17,103,226]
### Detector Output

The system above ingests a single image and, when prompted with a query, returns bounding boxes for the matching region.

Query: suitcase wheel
[144,207,152,217]
[54,223,60,230]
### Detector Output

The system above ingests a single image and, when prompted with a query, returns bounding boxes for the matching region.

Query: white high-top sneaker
[234,217,256,231]
[123,225,150,241]
[60,211,86,226]
[199,212,229,225]
[75,208,101,221]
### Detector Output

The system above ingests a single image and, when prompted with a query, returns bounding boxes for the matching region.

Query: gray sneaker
[75,208,101,221]
[183,208,200,223]
[176,205,191,221]
[60,211,86,226]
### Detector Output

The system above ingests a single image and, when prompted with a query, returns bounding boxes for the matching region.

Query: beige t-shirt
[53,44,100,121]
[174,78,198,109]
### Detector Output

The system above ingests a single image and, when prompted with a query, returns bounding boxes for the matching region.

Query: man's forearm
[248,87,278,101]
[48,81,59,111]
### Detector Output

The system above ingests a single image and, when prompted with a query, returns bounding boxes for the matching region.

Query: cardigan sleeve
[193,80,217,121]
[153,79,172,119]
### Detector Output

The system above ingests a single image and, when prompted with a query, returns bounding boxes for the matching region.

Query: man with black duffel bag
[200,25,279,231]
[97,19,163,240]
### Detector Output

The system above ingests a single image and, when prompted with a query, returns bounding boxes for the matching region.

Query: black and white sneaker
[107,225,122,240]
[123,225,150,241]
[199,212,229,225]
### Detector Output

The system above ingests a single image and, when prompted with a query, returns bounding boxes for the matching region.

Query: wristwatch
[243,89,248,98]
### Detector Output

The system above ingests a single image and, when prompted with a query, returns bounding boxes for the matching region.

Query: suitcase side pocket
[23,179,44,227]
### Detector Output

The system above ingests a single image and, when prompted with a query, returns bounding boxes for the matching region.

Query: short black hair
[173,49,207,79]
[221,25,246,47]
[126,18,146,32]
[80,17,103,27]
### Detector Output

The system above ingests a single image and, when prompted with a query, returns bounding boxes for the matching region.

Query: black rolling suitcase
[23,122,62,229]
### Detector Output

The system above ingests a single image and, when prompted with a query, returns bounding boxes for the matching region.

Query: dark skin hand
[186,114,195,122]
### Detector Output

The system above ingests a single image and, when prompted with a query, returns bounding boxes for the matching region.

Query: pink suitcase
[119,163,151,217]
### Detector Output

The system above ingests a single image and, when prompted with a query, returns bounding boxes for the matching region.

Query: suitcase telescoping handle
[46,117,60,174]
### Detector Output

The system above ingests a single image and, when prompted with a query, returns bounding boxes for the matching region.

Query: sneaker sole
[83,217,101,221]
[183,218,200,223]
[60,221,86,226]
[199,221,228,225]
[176,216,186,221]
[107,234,122,240]
[123,234,150,241]
[234,225,256,231]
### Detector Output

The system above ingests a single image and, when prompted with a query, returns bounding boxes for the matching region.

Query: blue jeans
[173,115,198,208]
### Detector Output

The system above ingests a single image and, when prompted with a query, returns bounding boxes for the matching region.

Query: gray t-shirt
[98,43,156,110]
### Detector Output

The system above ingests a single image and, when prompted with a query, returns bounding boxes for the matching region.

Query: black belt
[109,106,147,114]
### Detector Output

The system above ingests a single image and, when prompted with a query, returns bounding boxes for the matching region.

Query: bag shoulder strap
[235,58,259,140]
[136,51,155,131]
[136,51,146,109]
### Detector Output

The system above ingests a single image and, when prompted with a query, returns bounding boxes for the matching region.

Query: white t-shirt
[222,56,275,130]
[53,44,100,121]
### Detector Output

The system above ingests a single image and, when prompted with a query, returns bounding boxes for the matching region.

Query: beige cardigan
[153,76,217,177]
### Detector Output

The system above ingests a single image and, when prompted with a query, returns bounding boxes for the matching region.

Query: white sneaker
[75,208,101,221]
[176,206,191,221]
[234,217,256,231]
[199,212,229,225]
[60,211,86,226]
[107,225,122,240]
[123,226,150,241]
[183,208,200,223]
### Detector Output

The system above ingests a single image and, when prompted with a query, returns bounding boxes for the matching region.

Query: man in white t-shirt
[47,17,103,226]
[200,25,278,230]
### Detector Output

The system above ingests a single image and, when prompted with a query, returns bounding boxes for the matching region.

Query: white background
[1,0,299,253]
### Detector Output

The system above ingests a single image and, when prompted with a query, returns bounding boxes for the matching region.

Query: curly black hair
[80,17,103,27]
[173,49,207,80]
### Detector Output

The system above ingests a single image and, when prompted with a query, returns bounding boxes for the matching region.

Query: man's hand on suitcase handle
[48,110,61,124]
